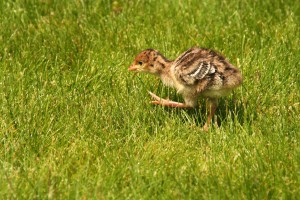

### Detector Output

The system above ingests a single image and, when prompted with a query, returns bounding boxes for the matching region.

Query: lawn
[0,0,299,199]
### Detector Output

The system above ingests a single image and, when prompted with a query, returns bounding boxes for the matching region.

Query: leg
[203,98,218,131]
[148,91,192,108]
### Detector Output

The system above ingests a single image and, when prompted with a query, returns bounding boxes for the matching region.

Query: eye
[150,64,154,67]
[138,61,143,65]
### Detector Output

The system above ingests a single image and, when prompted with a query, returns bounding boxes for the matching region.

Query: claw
[202,124,209,132]
[148,91,162,101]
[151,101,161,105]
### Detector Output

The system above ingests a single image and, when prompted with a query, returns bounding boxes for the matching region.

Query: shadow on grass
[158,96,248,128]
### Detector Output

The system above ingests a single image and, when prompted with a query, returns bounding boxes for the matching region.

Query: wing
[178,61,216,85]
[173,47,217,85]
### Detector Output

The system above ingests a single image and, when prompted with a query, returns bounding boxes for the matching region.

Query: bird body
[128,47,242,130]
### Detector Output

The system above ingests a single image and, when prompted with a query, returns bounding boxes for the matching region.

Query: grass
[0,0,299,199]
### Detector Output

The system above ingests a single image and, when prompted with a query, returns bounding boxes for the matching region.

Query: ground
[0,0,299,199]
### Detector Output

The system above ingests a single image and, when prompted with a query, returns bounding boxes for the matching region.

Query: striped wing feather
[174,47,217,85]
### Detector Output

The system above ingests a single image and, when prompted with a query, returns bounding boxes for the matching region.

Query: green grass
[0,0,299,199]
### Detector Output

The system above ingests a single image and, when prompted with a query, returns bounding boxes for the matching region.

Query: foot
[148,91,190,108]
[202,123,209,132]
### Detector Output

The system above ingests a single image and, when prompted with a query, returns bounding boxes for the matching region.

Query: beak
[128,65,138,71]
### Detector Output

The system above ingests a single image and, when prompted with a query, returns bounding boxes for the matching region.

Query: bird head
[128,49,169,76]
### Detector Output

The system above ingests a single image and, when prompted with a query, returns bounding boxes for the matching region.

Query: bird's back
[172,47,242,97]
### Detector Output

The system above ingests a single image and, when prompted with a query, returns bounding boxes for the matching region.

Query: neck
[156,56,174,87]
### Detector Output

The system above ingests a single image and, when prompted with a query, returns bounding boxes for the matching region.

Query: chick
[128,47,242,131]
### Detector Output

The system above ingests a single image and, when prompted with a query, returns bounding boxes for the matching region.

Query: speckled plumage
[128,47,242,131]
